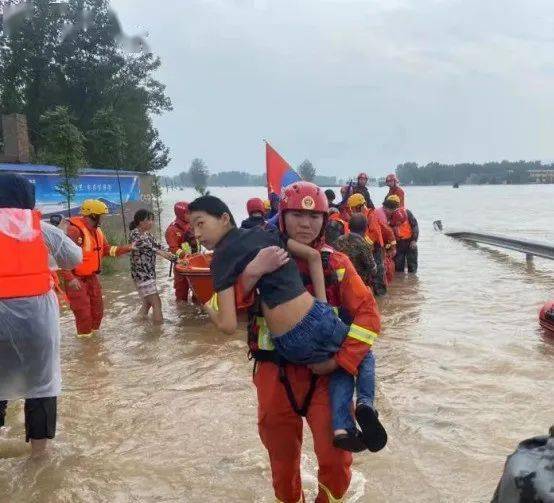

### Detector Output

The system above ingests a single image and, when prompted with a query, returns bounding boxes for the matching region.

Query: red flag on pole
[265,141,301,197]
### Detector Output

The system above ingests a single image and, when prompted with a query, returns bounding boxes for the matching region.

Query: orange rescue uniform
[252,247,381,502]
[61,216,131,337]
[165,221,198,301]
[361,208,396,290]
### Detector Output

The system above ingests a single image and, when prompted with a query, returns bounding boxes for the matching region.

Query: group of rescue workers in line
[0,170,419,502]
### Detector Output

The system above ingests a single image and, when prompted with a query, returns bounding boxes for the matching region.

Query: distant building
[528,169,554,184]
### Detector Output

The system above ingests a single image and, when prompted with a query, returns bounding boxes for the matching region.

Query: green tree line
[396,160,553,186]
[162,171,343,188]
[162,157,344,188]
[0,0,172,173]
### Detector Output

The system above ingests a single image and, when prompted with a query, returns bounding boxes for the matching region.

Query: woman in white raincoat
[0,174,82,456]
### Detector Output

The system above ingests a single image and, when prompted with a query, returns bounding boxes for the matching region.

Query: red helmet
[279,181,328,239]
[357,172,368,180]
[386,173,398,184]
[174,201,190,222]
[246,197,265,215]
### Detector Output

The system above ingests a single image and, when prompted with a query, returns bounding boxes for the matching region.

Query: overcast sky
[111,0,554,177]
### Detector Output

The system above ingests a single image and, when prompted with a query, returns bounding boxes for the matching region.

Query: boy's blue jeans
[272,300,375,432]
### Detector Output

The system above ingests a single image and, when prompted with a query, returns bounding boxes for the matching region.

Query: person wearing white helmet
[61,199,133,338]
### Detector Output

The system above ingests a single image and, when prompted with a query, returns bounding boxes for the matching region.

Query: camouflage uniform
[334,233,377,287]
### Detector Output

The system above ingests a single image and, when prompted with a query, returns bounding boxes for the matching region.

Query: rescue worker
[61,199,132,338]
[352,172,374,209]
[376,195,401,283]
[383,197,418,273]
[240,181,382,503]
[347,193,396,296]
[337,186,352,222]
[240,197,277,231]
[165,202,198,301]
[385,173,405,207]
[0,174,82,457]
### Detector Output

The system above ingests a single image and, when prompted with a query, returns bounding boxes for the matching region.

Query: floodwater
[1,185,553,502]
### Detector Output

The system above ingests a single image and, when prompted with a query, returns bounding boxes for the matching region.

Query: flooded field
[1,184,553,502]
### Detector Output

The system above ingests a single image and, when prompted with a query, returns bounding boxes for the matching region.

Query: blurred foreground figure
[0,174,82,457]
[492,426,554,503]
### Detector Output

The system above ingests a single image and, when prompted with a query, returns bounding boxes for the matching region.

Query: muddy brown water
[1,185,553,502]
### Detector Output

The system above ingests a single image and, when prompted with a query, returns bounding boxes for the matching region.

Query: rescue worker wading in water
[385,173,405,208]
[239,182,383,503]
[165,202,198,301]
[61,199,132,338]
[383,196,419,273]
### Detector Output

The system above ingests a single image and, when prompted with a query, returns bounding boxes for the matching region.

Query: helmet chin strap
[89,215,101,227]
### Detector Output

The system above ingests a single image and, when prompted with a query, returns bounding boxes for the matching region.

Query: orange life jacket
[0,209,51,299]
[69,216,105,276]
[364,209,384,247]
[395,219,413,240]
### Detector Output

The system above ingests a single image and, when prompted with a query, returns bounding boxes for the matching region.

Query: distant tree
[395,160,549,186]
[190,158,209,195]
[177,170,190,187]
[314,175,339,186]
[37,106,85,215]
[0,0,172,173]
[208,171,266,186]
[298,159,316,182]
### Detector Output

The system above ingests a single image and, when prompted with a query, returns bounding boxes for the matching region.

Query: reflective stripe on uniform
[336,268,346,282]
[257,317,275,350]
[180,242,192,254]
[318,483,345,503]
[346,323,378,346]
[109,246,118,257]
[207,293,218,310]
